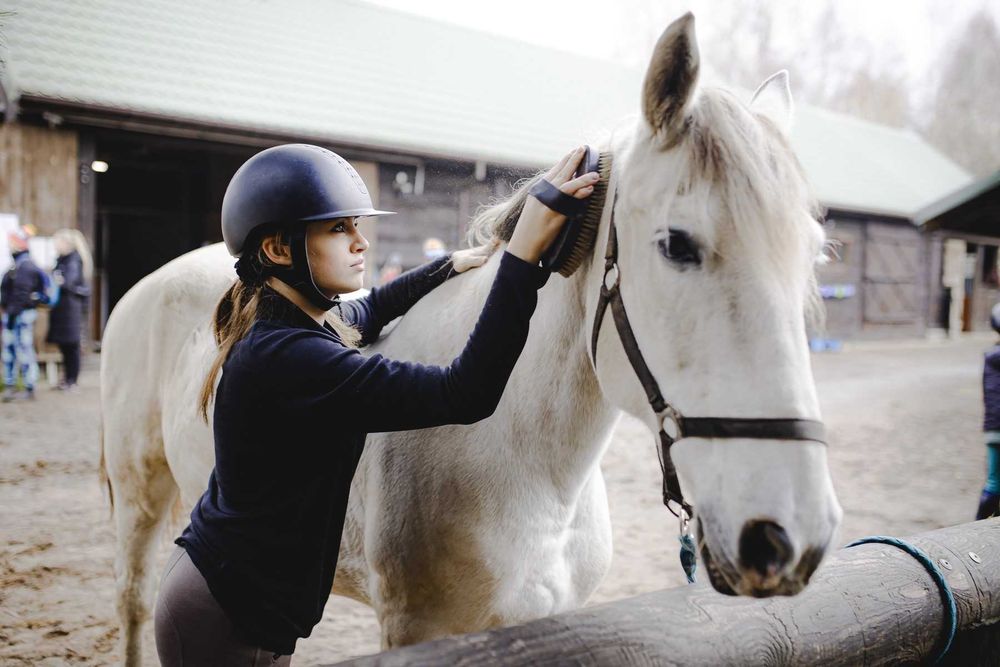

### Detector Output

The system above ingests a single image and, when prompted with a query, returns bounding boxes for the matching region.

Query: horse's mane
[465,173,542,248]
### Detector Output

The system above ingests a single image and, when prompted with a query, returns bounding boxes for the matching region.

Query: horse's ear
[750,70,795,134]
[642,12,700,147]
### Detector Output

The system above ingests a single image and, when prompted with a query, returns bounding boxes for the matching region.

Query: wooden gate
[863,222,923,329]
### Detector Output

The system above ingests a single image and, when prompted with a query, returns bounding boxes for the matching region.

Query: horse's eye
[658,229,701,267]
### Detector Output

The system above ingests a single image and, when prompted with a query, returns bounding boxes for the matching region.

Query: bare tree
[924,8,1000,176]
[615,1,994,175]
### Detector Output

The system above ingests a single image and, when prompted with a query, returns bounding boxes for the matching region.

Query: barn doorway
[92,133,250,333]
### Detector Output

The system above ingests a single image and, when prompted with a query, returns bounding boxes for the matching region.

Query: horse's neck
[496,256,620,496]
[372,250,621,497]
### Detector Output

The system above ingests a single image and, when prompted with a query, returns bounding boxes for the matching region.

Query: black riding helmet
[222,144,395,310]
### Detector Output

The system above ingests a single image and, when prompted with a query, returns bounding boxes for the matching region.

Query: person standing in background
[46,228,92,391]
[977,303,1000,520]
[1,226,49,401]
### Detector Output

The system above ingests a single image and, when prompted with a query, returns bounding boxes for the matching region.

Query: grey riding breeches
[154,546,292,667]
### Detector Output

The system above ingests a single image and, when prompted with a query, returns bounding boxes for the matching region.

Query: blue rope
[678,533,697,584]
[846,536,957,664]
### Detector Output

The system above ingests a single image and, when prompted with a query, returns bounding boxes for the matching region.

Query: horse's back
[102,243,233,360]
[100,243,234,485]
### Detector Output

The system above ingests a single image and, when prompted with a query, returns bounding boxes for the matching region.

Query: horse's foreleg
[105,426,178,667]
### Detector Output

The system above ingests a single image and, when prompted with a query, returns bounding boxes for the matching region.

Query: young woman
[154,143,598,665]
[46,228,93,390]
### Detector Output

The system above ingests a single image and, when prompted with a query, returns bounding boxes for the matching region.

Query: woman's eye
[657,229,701,267]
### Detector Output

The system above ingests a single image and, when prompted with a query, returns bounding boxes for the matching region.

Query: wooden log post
[328,520,1000,666]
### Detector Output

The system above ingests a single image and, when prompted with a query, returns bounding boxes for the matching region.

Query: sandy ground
[0,332,992,665]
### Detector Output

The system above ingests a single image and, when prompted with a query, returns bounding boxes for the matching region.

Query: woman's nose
[353,233,369,253]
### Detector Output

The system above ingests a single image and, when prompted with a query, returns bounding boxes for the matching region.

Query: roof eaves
[16,95,549,170]
[823,200,915,223]
[913,170,1000,226]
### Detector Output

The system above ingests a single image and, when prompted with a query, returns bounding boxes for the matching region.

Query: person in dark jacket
[1,227,49,401]
[46,228,92,390]
[153,144,599,665]
[976,303,1000,520]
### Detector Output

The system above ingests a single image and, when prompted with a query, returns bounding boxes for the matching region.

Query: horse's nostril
[738,520,793,578]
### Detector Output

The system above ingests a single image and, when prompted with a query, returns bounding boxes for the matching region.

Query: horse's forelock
[680,88,822,310]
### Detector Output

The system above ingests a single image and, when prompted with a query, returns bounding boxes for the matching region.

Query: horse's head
[590,13,841,597]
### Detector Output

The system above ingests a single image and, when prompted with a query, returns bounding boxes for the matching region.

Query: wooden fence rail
[329,519,1000,666]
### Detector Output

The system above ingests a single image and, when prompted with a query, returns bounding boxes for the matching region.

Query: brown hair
[197,228,362,421]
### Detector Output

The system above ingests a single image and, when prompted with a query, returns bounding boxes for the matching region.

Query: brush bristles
[558,152,614,277]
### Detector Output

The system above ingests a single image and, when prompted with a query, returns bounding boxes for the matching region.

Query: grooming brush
[539,146,614,277]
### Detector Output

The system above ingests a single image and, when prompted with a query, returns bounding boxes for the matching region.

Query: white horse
[100,13,840,663]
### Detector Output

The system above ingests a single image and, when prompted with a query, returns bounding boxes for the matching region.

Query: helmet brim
[299,208,397,221]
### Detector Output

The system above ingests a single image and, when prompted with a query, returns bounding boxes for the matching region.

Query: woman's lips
[352,260,365,270]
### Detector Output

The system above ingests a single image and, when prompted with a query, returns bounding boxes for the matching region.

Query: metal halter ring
[603,264,620,291]
[678,507,692,537]
[659,406,684,442]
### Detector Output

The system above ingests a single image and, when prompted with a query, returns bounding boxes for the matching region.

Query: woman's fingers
[554,146,585,183]
[545,146,585,183]
[545,149,575,181]
[560,171,600,197]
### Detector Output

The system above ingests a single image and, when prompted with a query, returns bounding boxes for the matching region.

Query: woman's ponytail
[198,279,263,421]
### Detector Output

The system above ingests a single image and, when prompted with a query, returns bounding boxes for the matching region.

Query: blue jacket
[984,345,1000,432]
[177,251,549,653]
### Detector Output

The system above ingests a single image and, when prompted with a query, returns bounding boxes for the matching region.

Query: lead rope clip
[678,508,697,584]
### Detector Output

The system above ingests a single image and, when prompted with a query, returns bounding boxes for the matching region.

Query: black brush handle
[539,145,601,273]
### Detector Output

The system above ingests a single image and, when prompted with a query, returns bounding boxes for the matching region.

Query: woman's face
[304,217,369,295]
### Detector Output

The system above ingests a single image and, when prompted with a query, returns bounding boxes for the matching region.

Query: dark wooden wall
[817,219,864,338]
[0,122,78,235]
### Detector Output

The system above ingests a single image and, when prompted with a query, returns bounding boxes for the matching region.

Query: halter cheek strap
[590,191,827,517]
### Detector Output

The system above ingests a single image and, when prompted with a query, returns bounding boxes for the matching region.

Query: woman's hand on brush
[507,146,600,265]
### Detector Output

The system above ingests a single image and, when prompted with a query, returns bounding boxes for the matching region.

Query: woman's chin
[322,279,363,298]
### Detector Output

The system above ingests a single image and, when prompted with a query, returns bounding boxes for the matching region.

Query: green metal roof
[789,104,971,220]
[0,0,972,218]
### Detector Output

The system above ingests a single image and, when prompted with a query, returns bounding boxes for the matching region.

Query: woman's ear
[261,233,293,266]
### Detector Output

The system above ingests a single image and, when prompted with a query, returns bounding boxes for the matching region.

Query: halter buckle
[603,263,620,291]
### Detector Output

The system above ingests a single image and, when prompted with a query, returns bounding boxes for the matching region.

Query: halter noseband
[590,177,827,518]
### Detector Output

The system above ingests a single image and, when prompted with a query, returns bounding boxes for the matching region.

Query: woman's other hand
[452,239,500,274]
[506,146,600,265]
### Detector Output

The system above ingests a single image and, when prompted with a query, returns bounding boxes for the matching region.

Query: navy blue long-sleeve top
[985,345,1000,432]
[177,250,549,654]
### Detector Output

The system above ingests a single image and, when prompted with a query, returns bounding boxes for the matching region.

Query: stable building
[0,0,974,341]
[916,171,1000,334]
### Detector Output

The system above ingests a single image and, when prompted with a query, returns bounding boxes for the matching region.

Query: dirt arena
[1,332,992,665]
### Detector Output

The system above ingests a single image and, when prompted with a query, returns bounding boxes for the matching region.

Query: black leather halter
[590,191,827,517]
